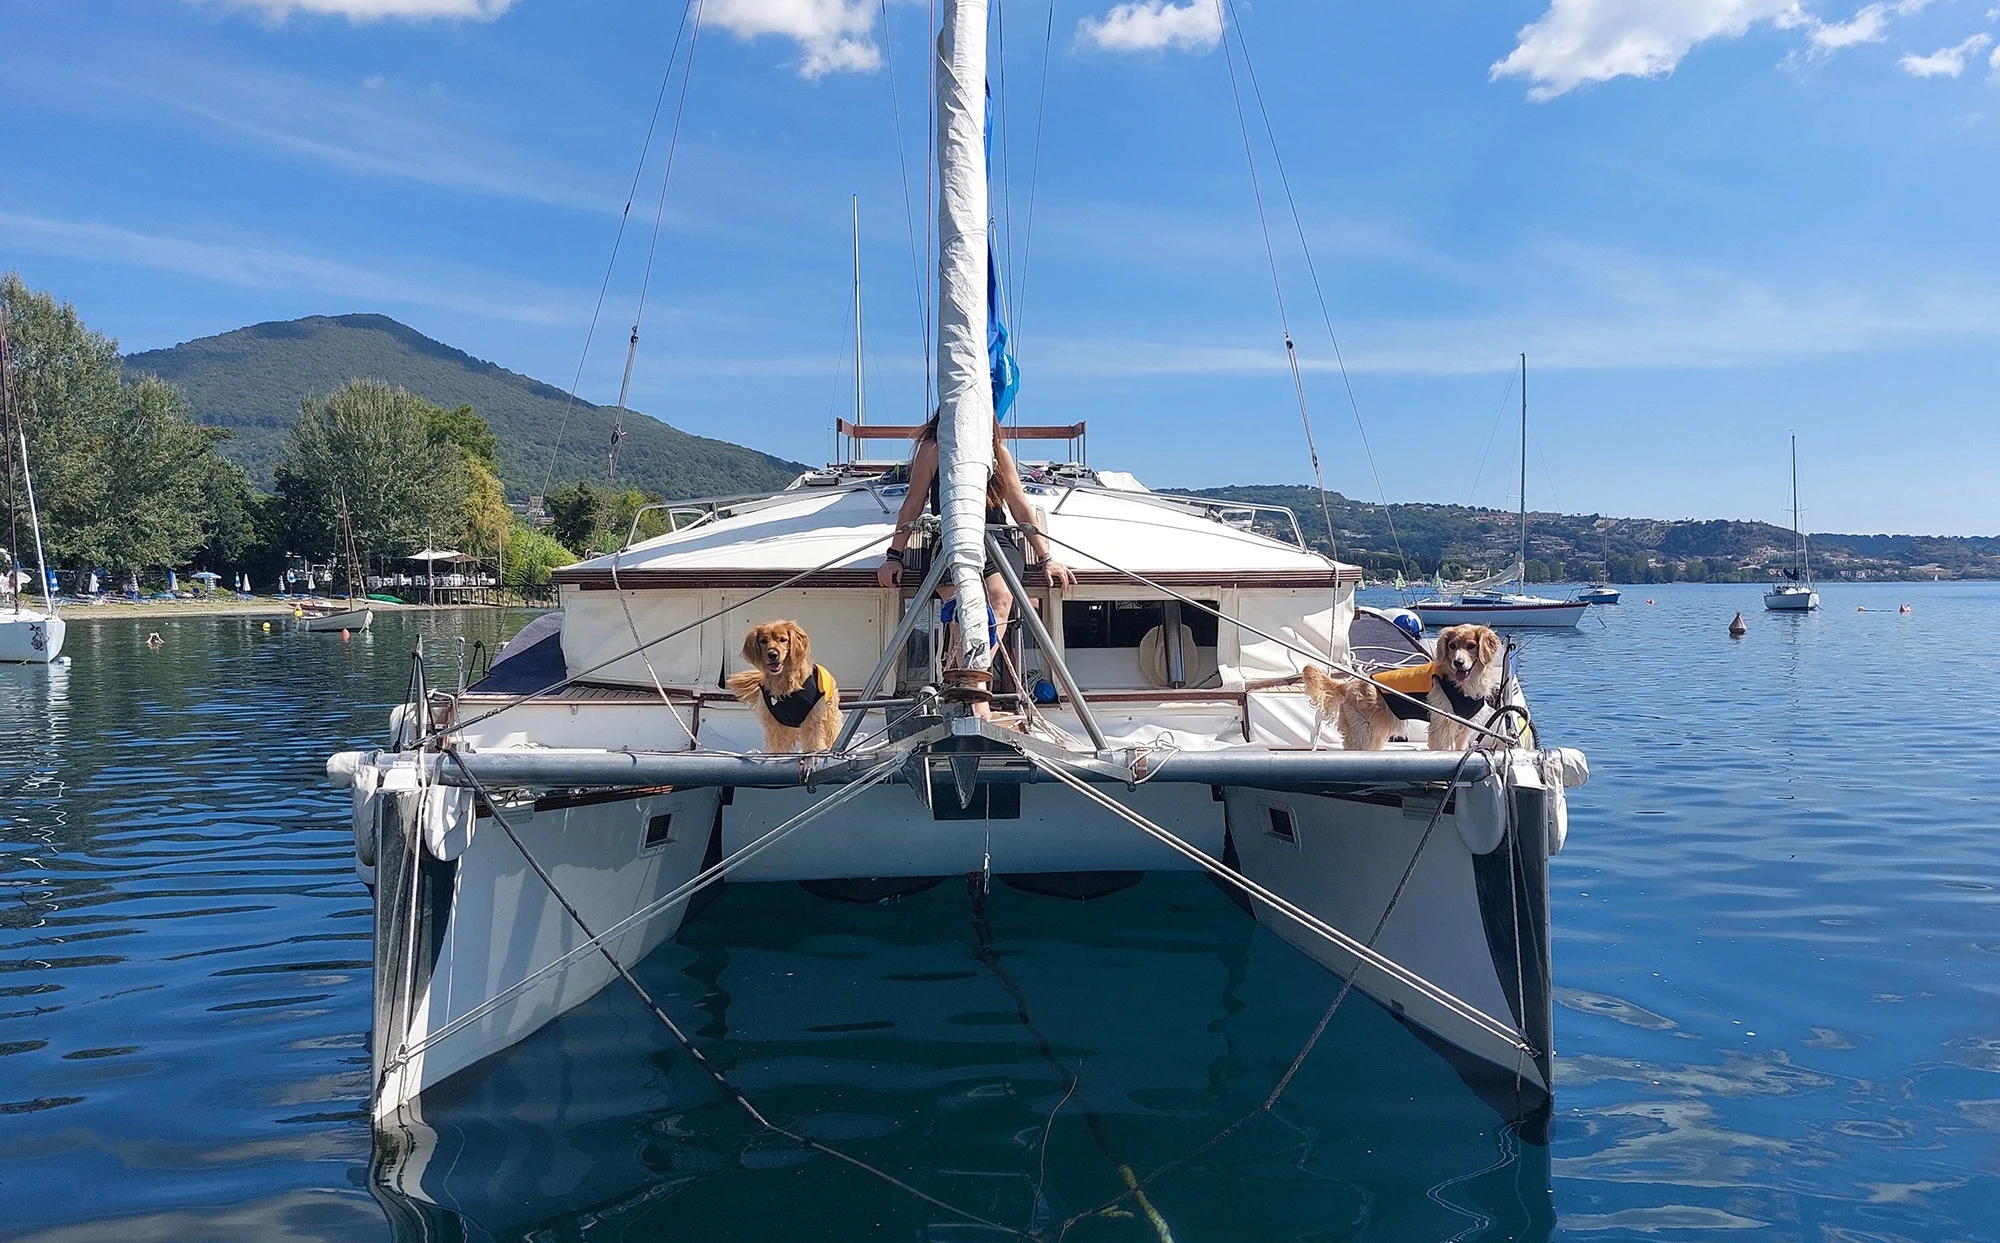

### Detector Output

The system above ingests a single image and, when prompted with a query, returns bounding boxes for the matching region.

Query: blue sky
[5,0,1998,534]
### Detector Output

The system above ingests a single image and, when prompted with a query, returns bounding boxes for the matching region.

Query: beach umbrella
[168,569,178,592]
[88,571,100,595]
[306,570,317,591]
[191,570,221,585]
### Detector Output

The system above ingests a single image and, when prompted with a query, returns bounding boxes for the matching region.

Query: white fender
[1454,771,1508,855]
[1540,748,1587,855]
[420,783,477,861]
[350,764,382,874]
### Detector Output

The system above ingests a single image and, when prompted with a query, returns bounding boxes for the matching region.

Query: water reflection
[375,874,1553,1241]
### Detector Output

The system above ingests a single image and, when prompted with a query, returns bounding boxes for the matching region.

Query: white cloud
[189,0,516,19]
[0,211,580,324]
[1077,1,1223,54]
[1493,0,1807,100]
[1805,0,1933,54]
[1899,32,1993,75]
[704,0,882,78]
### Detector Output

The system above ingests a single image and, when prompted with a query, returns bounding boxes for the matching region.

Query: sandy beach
[49,597,508,622]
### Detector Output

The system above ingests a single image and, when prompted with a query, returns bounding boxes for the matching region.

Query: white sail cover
[935,0,996,672]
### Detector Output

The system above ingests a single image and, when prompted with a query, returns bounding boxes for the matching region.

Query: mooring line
[438,753,1024,1237]
[967,877,1174,1243]
[1042,748,1511,1236]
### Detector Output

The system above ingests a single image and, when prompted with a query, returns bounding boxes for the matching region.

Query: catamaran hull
[0,611,65,663]
[359,761,1557,1119]
[1411,601,1587,629]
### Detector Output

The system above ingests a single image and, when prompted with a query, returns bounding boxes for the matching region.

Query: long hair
[916,413,1008,510]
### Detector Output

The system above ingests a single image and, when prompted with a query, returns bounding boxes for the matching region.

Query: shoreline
[45,598,542,622]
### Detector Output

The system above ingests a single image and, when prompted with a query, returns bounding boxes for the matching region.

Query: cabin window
[1058,600,1221,690]
[644,813,675,849]
[1265,804,1297,845]
[1062,600,1219,648]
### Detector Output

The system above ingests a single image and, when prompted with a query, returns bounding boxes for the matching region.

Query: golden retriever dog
[1301,624,1505,752]
[727,620,843,753]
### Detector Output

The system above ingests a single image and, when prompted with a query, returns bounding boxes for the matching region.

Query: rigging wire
[442,753,1024,1238]
[541,1,704,500]
[1462,368,1517,507]
[1009,0,1057,354]
[1219,0,1410,579]
[608,0,708,501]
[879,0,933,419]
[1053,749,1490,1238]
[1214,9,1338,565]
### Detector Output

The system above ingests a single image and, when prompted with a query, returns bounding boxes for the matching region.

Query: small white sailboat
[1413,356,1586,629]
[1764,435,1818,612]
[299,494,374,632]
[0,304,66,665]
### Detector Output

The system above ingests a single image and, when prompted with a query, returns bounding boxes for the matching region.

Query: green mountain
[1179,485,2000,583]
[123,314,805,501]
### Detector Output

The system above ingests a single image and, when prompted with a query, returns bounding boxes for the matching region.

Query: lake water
[2,584,1997,1240]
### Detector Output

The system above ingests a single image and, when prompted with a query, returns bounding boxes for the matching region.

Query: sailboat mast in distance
[1519,353,1528,589]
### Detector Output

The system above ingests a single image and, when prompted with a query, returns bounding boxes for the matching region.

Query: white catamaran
[329,0,1590,1193]
[0,303,66,666]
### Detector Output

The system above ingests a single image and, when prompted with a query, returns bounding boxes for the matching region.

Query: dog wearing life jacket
[1302,624,1505,752]
[727,620,843,753]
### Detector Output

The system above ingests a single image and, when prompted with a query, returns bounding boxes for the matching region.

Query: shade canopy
[407,549,475,563]
[190,570,222,581]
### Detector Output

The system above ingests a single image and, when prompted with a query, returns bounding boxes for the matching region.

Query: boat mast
[852,194,865,428]
[934,0,997,673]
[1518,353,1528,591]
[0,309,55,618]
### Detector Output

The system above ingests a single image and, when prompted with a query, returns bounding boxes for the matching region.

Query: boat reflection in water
[372,874,1552,1241]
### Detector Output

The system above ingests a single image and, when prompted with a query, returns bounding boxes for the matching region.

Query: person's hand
[1042,558,1077,589]
[877,558,904,589]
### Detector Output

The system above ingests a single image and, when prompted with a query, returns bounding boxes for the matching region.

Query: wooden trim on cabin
[553,567,1361,590]
[838,418,1085,441]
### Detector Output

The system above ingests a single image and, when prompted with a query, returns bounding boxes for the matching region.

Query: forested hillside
[124,314,804,501]
[1180,485,2000,583]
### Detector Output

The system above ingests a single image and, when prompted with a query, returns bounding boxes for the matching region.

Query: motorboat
[1764,435,1818,612]
[326,0,1591,1197]
[1576,585,1620,605]
[1411,357,1584,630]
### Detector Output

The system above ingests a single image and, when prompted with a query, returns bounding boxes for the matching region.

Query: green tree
[545,481,600,555]
[276,380,460,566]
[2,273,226,573]
[424,401,500,473]
[501,522,575,590]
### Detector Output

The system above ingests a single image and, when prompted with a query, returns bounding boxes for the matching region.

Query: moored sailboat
[0,303,66,665]
[1764,434,1818,612]
[1412,355,1586,629]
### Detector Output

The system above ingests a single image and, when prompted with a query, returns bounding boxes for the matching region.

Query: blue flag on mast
[983,83,1019,421]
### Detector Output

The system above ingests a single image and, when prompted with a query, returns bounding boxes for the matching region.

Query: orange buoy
[1728,611,1747,638]
[341,629,351,639]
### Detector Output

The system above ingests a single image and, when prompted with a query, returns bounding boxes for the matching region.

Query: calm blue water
[2,586,1997,1240]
